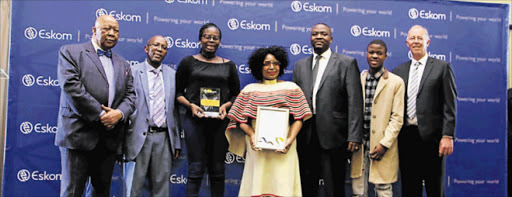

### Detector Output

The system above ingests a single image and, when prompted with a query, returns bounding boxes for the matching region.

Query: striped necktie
[151,69,165,127]
[407,62,421,119]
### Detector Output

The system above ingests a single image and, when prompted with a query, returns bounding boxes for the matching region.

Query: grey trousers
[130,131,172,197]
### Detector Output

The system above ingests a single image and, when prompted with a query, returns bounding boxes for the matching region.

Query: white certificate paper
[254,106,289,150]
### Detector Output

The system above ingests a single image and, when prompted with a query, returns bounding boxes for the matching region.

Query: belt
[148,126,167,133]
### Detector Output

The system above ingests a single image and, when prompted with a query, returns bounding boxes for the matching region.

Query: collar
[91,39,103,52]
[412,53,428,67]
[145,59,162,73]
[368,67,385,79]
[313,48,332,61]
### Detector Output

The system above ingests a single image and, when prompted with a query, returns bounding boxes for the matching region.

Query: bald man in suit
[56,15,135,197]
[124,35,181,197]
[393,25,456,197]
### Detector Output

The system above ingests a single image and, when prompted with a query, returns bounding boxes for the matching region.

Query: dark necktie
[97,49,112,58]
[312,55,322,89]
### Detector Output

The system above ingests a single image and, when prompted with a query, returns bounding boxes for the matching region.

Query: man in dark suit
[293,23,364,197]
[124,35,181,197]
[56,15,135,197]
[393,25,457,197]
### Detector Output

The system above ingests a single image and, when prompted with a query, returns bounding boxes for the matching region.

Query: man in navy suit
[124,35,181,197]
[56,15,135,197]
[393,25,457,197]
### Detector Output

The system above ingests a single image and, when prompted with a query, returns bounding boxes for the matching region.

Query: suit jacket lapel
[304,56,314,94]
[85,43,108,83]
[361,71,367,104]
[139,67,151,112]
[112,53,122,89]
[403,60,412,86]
[374,70,388,100]
[162,66,172,114]
[418,57,434,95]
[317,53,336,90]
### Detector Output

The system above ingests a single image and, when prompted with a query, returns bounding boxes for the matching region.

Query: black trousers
[298,116,348,197]
[182,114,228,197]
[399,125,445,197]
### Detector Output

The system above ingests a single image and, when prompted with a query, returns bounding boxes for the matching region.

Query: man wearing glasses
[125,35,181,197]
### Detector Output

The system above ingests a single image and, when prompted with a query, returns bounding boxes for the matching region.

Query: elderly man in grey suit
[124,35,181,197]
[56,15,135,197]
[393,25,456,197]
[293,23,364,197]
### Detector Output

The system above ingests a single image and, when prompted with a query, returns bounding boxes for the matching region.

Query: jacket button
[374,101,377,104]
[372,130,375,134]
[372,115,376,118]
[143,132,147,136]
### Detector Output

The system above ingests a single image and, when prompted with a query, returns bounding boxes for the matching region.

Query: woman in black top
[176,23,240,197]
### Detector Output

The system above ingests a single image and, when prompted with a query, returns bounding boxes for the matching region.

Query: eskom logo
[24,27,37,40]
[24,27,72,40]
[17,169,31,182]
[291,1,332,13]
[225,152,245,164]
[350,25,390,37]
[291,1,302,12]
[227,18,240,30]
[19,121,58,134]
[165,36,199,49]
[165,36,174,48]
[22,74,35,86]
[227,18,270,31]
[22,74,59,87]
[289,43,313,55]
[95,8,142,22]
[17,169,61,182]
[409,8,447,20]
[408,8,419,19]
[19,122,33,134]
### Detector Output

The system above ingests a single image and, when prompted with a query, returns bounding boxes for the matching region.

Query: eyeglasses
[263,61,281,66]
[202,34,220,41]
[149,43,168,50]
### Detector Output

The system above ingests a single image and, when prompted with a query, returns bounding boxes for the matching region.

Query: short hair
[198,23,222,41]
[407,25,430,41]
[313,23,332,34]
[248,46,289,81]
[367,39,388,54]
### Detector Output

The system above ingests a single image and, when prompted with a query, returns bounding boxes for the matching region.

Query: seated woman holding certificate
[226,46,312,197]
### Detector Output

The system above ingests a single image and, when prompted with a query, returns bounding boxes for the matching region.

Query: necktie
[311,55,322,89]
[407,62,421,119]
[97,49,112,58]
[151,69,165,127]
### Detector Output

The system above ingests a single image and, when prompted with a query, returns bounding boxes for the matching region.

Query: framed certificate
[254,106,289,150]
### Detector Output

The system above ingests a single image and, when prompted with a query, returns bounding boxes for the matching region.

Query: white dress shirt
[407,53,428,125]
[145,60,167,127]
[312,48,332,114]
